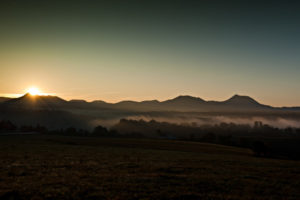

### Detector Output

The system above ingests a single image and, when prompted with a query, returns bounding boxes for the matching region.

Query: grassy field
[0,134,299,199]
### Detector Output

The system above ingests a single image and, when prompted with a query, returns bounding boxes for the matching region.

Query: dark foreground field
[0,135,299,200]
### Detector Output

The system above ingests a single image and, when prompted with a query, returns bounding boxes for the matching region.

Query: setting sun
[27,87,41,96]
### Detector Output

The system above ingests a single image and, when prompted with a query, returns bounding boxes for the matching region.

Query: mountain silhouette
[1,93,300,130]
[0,94,88,129]
[3,93,67,110]
[0,93,296,112]
[218,95,272,111]
[0,97,11,103]
[223,95,260,105]
[163,95,205,104]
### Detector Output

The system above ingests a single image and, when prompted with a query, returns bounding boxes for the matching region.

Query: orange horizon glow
[0,89,298,108]
[27,87,41,96]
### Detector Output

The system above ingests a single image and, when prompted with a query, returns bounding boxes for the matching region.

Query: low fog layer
[91,114,300,129]
[1,94,300,130]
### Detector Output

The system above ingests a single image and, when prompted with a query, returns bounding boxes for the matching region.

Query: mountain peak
[21,93,65,101]
[21,93,32,98]
[230,94,255,100]
[168,95,205,103]
[69,99,87,103]
[3,93,67,110]
[225,94,260,105]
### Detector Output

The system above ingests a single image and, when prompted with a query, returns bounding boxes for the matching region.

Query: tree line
[1,119,300,159]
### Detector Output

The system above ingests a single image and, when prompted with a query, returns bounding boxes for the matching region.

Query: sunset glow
[0,2,300,199]
[27,87,41,96]
[0,1,299,107]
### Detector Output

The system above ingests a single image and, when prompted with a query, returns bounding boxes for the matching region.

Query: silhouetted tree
[35,124,48,133]
[20,125,34,132]
[92,125,109,136]
[65,127,77,135]
[78,129,90,136]
[254,121,263,129]
[0,120,17,131]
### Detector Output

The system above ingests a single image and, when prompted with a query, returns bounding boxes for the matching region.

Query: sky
[0,0,299,106]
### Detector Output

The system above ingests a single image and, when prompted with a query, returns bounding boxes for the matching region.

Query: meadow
[0,134,299,200]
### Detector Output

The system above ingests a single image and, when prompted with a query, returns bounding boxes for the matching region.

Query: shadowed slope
[0,97,11,103]
[3,93,67,110]
[0,94,296,112]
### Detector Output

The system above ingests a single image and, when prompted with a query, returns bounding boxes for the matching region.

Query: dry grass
[0,134,299,199]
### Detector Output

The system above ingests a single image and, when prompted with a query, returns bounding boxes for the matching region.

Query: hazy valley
[1,93,300,130]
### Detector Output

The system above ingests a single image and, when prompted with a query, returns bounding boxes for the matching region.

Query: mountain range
[1,93,298,112]
[1,93,300,130]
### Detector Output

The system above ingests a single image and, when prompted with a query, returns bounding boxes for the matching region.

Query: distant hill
[2,93,67,110]
[104,95,273,112]
[223,95,260,105]
[0,93,298,112]
[0,97,11,103]
[1,93,300,130]
[0,94,88,129]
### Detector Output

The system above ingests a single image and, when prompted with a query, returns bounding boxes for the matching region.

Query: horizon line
[1,92,299,108]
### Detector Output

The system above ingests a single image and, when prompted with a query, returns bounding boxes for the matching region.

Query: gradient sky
[0,0,299,106]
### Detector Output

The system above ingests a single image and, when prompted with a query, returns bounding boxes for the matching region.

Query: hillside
[0,134,299,200]
[2,93,67,110]
[1,94,300,130]
[0,97,11,103]
[0,94,296,112]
